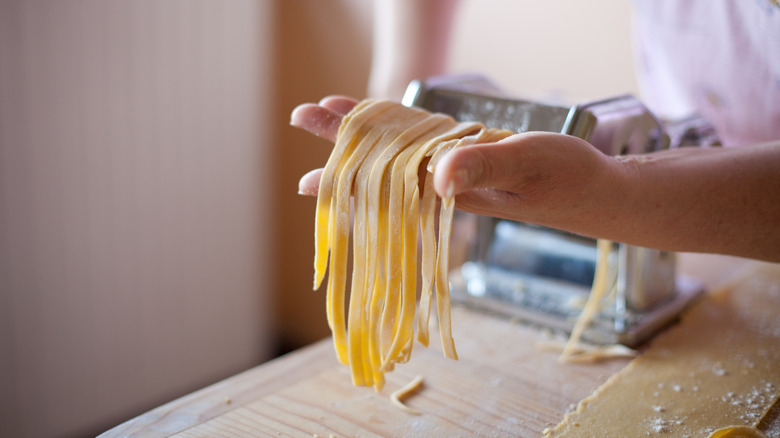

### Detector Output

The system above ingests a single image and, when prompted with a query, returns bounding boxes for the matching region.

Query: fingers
[432,132,596,199]
[293,96,359,197]
[290,96,359,142]
[298,168,323,196]
[319,95,358,115]
[432,134,532,198]
[290,104,343,142]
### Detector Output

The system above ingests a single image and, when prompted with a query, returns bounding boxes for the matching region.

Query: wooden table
[100,254,753,437]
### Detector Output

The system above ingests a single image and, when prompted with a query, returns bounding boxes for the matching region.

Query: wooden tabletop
[100,254,752,437]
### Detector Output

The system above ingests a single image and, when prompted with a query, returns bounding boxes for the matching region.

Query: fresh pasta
[313,99,513,390]
[560,238,616,362]
[390,375,425,415]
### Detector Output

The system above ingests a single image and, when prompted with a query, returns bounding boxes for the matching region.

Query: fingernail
[290,105,304,127]
[450,168,469,196]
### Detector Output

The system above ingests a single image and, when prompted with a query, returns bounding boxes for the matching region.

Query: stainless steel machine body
[403,75,708,346]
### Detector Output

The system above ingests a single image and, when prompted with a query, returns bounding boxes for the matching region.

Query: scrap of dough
[708,425,768,438]
[535,340,637,363]
[390,375,425,415]
[545,262,780,437]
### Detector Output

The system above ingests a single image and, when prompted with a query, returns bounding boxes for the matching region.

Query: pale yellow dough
[545,262,780,437]
[314,100,513,390]
[708,425,768,438]
[390,375,425,415]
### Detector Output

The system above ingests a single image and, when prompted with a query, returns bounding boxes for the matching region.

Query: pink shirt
[632,0,780,146]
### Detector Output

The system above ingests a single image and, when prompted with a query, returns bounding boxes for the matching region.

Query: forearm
[367,0,458,99]
[597,142,780,261]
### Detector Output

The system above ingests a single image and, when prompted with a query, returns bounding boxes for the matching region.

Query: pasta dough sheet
[546,262,780,437]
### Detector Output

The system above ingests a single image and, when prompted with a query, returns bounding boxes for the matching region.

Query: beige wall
[1,1,274,436]
[449,0,639,102]
[0,0,638,436]
[272,0,374,351]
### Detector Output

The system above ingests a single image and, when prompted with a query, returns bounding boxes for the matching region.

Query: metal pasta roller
[403,74,711,347]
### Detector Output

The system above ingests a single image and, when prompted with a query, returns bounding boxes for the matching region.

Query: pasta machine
[403,74,712,347]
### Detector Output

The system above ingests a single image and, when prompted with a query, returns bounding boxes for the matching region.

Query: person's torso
[632,0,780,146]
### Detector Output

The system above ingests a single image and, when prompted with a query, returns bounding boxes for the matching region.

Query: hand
[430,131,624,228]
[291,96,625,232]
[291,96,780,261]
[292,96,359,196]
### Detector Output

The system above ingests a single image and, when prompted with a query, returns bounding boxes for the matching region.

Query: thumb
[433,133,538,198]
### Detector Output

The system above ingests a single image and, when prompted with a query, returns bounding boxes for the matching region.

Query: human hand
[430,130,625,229]
[292,96,359,196]
[292,96,625,233]
[292,97,780,261]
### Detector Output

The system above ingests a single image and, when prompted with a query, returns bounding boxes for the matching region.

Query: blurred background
[0,0,637,436]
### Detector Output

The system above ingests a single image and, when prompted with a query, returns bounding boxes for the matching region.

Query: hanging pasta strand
[364,114,452,389]
[350,107,432,388]
[560,238,615,361]
[426,129,515,359]
[315,99,383,290]
[312,99,514,388]
[310,99,627,392]
[382,122,484,369]
[317,100,395,365]
[415,158,444,347]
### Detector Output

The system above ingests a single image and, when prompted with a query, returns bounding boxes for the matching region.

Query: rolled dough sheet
[546,262,780,437]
